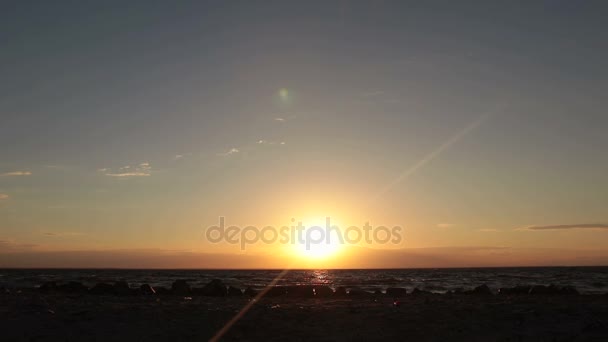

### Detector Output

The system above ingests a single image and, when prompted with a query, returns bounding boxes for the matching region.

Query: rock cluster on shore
[28,280,587,297]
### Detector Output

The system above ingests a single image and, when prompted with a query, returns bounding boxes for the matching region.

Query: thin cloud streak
[0,171,32,176]
[525,224,608,231]
[257,140,286,146]
[217,148,240,156]
[100,162,152,177]
[105,172,151,177]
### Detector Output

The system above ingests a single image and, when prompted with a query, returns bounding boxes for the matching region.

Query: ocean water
[1,267,607,294]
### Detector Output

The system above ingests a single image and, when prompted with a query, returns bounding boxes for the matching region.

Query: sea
[1,267,608,294]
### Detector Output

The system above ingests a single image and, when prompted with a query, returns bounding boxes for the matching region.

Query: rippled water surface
[2,267,607,294]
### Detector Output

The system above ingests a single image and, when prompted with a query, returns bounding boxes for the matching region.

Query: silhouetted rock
[227,286,242,296]
[314,286,334,297]
[201,279,227,297]
[498,285,531,295]
[285,285,314,297]
[559,285,579,295]
[139,284,156,295]
[386,287,407,297]
[58,281,88,293]
[348,288,373,297]
[155,286,170,295]
[171,280,191,295]
[39,281,57,293]
[89,283,115,295]
[411,288,432,295]
[465,284,492,295]
[529,284,579,295]
[334,286,347,297]
[113,281,132,295]
[244,287,257,297]
[446,288,465,295]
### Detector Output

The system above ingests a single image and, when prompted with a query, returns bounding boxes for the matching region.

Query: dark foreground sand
[2,292,608,341]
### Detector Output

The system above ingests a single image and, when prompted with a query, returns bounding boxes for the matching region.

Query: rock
[386,287,407,297]
[244,287,257,297]
[139,284,156,295]
[446,288,465,295]
[285,285,314,297]
[465,284,492,295]
[348,288,373,297]
[114,281,132,295]
[89,283,115,295]
[171,280,191,295]
[498,285,531,295]
[529,284,579,295]
[155,287,170,295]
[201,279,227,297]
[528,284,562,295]
[227,286,242,296]
[529,284,554,295]
[58,281,88,293]
[314,286,334,297]
[411,288,432,295]
[39,281,57,293]
[559,285,579,295]
[334,286,347,297]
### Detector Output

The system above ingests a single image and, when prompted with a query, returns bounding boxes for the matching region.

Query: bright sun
[291,217,343,260]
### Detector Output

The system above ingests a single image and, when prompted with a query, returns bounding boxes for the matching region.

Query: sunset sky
[1,1,607,268]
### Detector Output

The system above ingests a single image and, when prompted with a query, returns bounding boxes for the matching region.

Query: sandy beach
[2,288,608,341]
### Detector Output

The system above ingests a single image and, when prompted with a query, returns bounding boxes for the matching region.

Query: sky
[1,1,608,268]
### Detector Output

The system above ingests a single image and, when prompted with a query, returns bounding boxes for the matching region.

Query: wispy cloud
[105,172,150,177]
[173,153,192,160]
[359,90,402,104]
[523,223,608,231]
[43,231,85,237]
[0,194,8,200]
[257,140,286,146]
[479,228,500,232]
[0,171,32,176]
[436,223,455,228]
[100,162,152,177]
[274,115,296,122]
[218,148,240,156]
